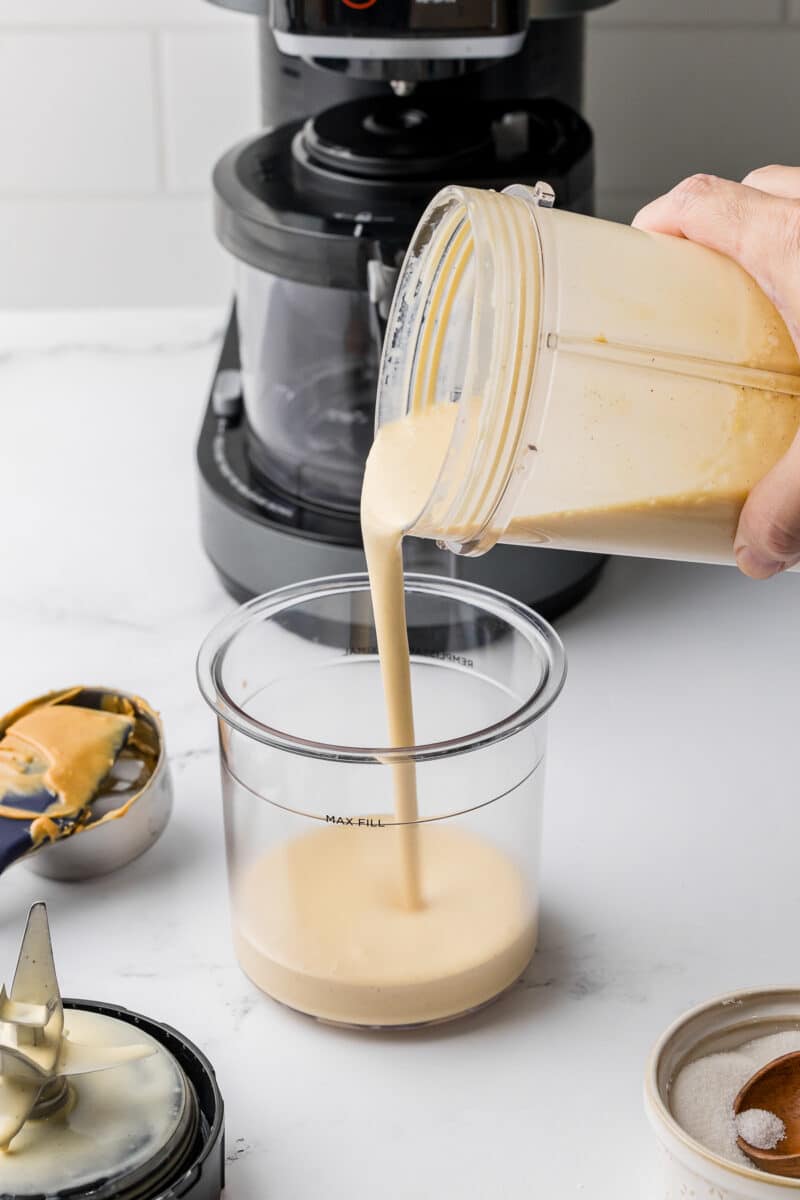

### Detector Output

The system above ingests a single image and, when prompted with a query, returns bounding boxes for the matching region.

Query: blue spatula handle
[0,793,61,873]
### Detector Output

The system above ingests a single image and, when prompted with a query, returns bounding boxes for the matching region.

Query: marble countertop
[1,309,799,1199]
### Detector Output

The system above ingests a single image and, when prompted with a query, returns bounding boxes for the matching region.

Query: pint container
[197,573,566,1029]
[375,185,800,566]
[645,989,800,1199]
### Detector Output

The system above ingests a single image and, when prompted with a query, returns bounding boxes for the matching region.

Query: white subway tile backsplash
[0,1,251,28]
[0,0,793,306]
[159,29,259,192]
[0,32,159,194]
[586,27,800,194]
[592,0,783,25]
[0,198,231,307]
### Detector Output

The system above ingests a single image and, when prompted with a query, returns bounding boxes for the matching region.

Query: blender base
[197,307,606,619]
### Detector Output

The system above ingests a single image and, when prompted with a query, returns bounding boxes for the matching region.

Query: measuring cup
[376,184,800,567]
[197,573,565,1029]
[0,687,172,881]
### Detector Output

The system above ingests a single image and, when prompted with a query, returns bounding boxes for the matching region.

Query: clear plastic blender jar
[375,184,800,566]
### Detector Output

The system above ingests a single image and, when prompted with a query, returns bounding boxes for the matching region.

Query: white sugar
[671,1031,800,1168]
[736,1108,786,1151]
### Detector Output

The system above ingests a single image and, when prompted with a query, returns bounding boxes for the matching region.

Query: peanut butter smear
[0,689,160,848]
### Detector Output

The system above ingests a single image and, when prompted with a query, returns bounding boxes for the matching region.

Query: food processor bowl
[237,265,378,512]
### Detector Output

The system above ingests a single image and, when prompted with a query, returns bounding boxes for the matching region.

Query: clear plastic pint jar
[197,574,565,1029]
[376,184,800,567]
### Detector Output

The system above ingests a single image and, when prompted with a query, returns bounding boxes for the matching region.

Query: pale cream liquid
[503,367,800,562]
[235,823,535,1027]
[359,404,461,909]
[233,404,536,1026]
[502,209,800,562]
[0,1010,185,1194]
[365,374,800,567]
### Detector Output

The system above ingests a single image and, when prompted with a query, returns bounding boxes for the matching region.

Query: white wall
[1,0,798,308]
[587,0,800,221]
[0,0,260,307]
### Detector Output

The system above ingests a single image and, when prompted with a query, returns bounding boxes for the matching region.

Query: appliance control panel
[270,0,529,60]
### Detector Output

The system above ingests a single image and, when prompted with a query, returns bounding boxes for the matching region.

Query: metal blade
[58,1039,154,1076]
[0,1077,43,1150]
[0,1046,48,1085]
[11,904,61,1010]
[0,984,53,1029]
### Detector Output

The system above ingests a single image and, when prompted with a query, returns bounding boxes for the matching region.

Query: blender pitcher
[375,183,800,566]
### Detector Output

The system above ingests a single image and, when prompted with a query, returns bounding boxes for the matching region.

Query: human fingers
[632,173,787,269]
[632,173,800,344]
[741,164,800,200]
[633,173,800,578]
[735,425,800,578]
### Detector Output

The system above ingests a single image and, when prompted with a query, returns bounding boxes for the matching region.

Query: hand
[633,166,800,579]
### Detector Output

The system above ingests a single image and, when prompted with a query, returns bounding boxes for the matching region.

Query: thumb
[735,424,800,578]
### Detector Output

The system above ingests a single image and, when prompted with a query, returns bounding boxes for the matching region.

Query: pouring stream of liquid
[360,403,458,910]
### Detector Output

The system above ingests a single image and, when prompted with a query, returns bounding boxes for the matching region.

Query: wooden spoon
[734,1051,800,1177]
